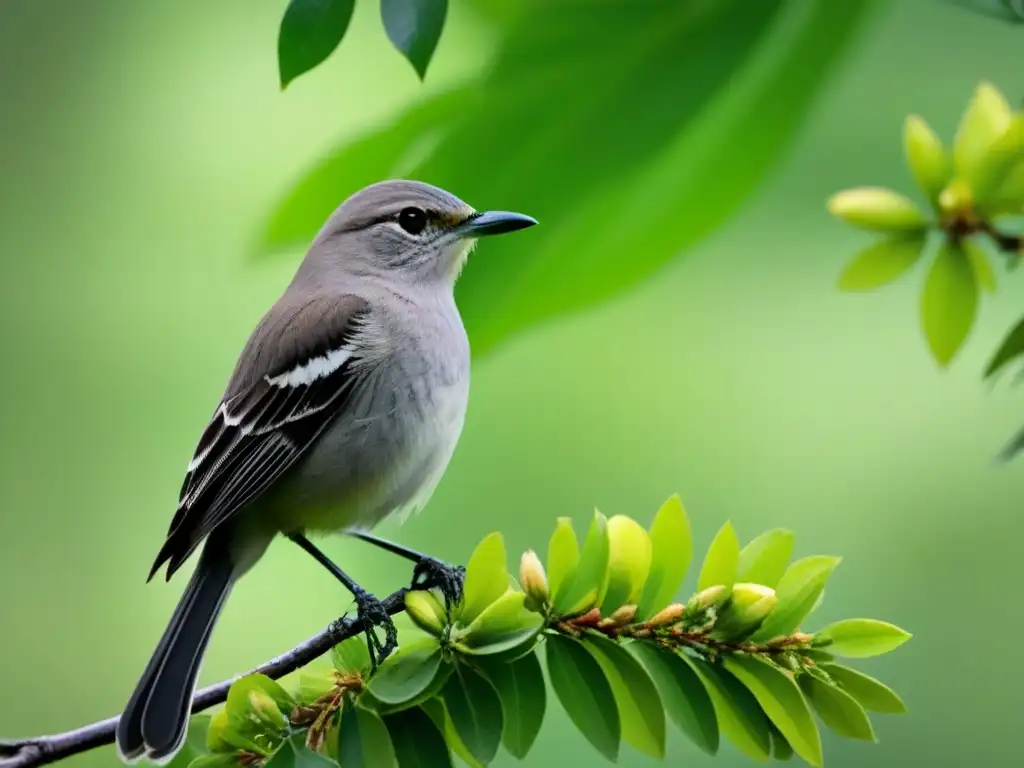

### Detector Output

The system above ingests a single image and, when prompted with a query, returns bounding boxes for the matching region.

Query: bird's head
[307,179,537,287]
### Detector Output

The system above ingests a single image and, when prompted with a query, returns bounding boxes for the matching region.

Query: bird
[114,179,537,765]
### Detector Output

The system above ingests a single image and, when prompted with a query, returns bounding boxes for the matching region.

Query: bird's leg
[346,531,465,618]
[286,533,397,670]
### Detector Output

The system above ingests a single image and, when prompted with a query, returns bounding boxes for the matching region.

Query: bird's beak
[456,210,538,238]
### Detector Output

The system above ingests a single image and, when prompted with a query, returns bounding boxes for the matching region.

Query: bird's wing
[149,294,375,580]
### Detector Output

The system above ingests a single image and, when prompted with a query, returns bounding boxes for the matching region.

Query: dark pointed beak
[457,210,538,238]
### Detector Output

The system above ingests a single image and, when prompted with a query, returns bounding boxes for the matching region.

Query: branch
[0,589,409,768]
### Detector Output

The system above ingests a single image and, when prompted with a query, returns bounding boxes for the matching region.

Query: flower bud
[599,603,638,629]
[712,583,778,640]
[404,589,446,635]
[904,114,951,206]
[646,603,686,628]
[248,688,286,730]
[827,187,930,233]
[938,178,975,219]
[691,585,729,611]
[519,550,550,610]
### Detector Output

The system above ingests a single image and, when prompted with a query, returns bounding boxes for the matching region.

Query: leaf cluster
[278,0,448,88]
[827,80,1024,457]
[174,495,910,768]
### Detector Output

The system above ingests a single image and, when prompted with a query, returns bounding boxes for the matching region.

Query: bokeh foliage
[827,80,1024,457]
[176,496,910,768]
[267,0,880,358]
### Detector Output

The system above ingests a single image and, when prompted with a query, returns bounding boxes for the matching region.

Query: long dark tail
[116,546,235,765]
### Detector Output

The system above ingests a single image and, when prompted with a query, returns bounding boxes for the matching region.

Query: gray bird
[114,179,536,765]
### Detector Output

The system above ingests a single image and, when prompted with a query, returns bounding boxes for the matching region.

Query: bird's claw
[353,589,398,672]
[411,557,466,619]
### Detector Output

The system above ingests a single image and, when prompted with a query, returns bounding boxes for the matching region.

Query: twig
[0,589,408,768]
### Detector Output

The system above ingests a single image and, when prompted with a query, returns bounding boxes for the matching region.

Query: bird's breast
[271,338,470,534]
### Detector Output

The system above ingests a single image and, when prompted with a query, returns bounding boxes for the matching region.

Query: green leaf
[459,532,509,625]
[187,755,238,768]
[546,517,580,600]
[837,234,928,292]
[904,114,952,208]
[689,657,771,761]
[736,529,795,588]
[225,674,296,727]
[697,520,740,593]
[169,717,211,768]
[798,675,876,741]
[827,187,930,233]
[459,591,544,654]
[334,636,372,677]
[627,643,719,755]
[298,668,338,704]
[268,737,342,768]
[277,0,356,90]
[582,634,666,758]
[384,707,453,768]
[813,618,912,658]
[441,662,504,764]
[403,590,447,636]
[636,494,693,620]
[991,160,1024,212]
[985,312,1024,379]
[264,0,876,359]
[818,663,908,714]
[420,699,483,768]
[750,556,841,642]
[963,238,997,293]
[723,656,823,767]
[769,725,794,761]
[552,511,610,616]
[973,114,1024,207]
[380,0,448,79]
[545,633,620,761]
[337,703,396,768]
[600,514,653,613]
[954,80,1013,189]
[477,651,547,759]
[365,637,442,705]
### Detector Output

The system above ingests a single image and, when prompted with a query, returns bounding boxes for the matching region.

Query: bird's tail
[116,547,235,765]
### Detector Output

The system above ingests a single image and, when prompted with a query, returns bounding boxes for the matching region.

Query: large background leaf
[261,0,878,357]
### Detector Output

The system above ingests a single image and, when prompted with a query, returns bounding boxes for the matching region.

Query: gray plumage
[115,180,535,764]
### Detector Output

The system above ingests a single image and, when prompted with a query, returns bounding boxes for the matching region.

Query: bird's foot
[352,588,398,671]
[411,556,466,619]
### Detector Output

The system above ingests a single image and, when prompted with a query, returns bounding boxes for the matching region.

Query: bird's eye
[397,207,428,235]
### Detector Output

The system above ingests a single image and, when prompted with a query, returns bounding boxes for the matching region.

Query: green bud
[248,689,287,731]
[827,187,929,232]
[519,549,550,611]
[954,81,1013,189]
[938,179,975,220]
[712,583,777,640]
[904,114,952,207]
[206,710,235,754]
[691,585,729,611]
[404,589,447,635]
[600,515,653,613]
[973,115,1024,208]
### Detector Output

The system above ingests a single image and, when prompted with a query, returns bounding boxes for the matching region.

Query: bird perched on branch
[115,180,537,765]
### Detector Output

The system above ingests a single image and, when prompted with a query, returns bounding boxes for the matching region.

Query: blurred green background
[1,1,1022,767]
